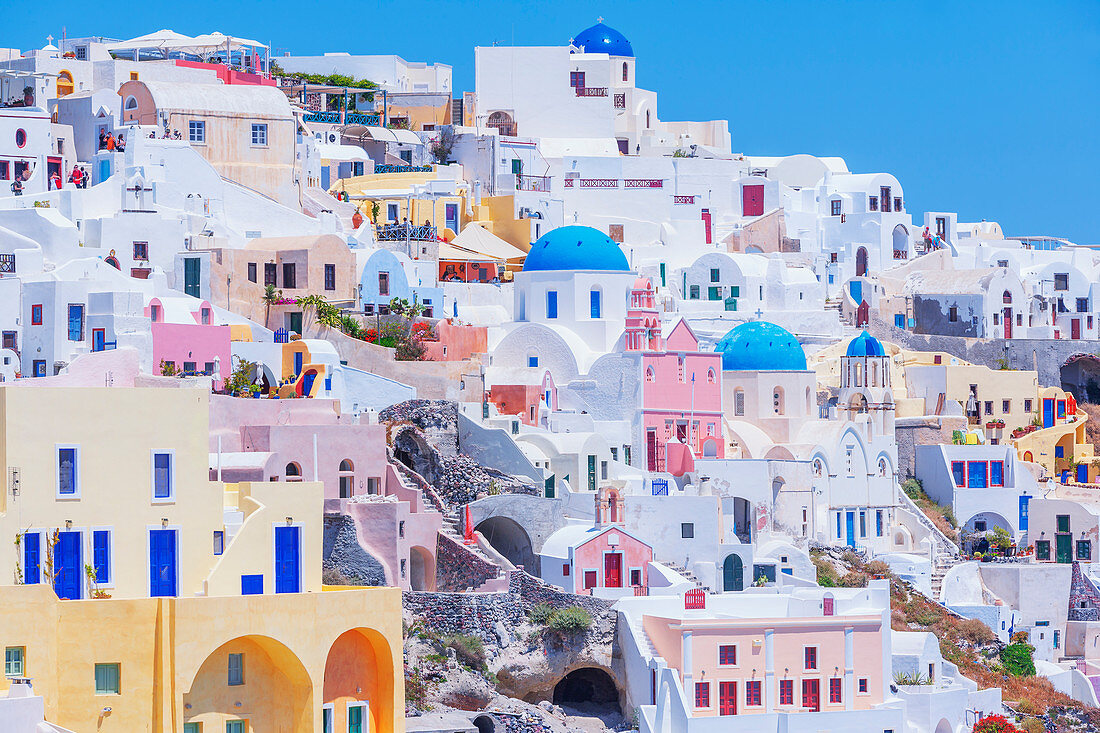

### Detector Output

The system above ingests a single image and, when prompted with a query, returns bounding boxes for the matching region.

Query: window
[681,523,694,539]
[949,306,958,322]
[251,123,268,146]
[57,446,78,496]
[950,461,965,486]
[1002,399,1011,414]
[31,304,42,325]
[569,71,586,88]
[347,704,366,733]
[1036,540,1050,560]
[133,241,149,260]
[974,520,988,533]
[214,531,224,555]
[184,724,201,733]
[228,653,244,685]
[708,286,722,301]
[204,361,215,374]
[1076,297,1089,313]
[894,197,903,212]
[378,272,389,296]
[880,186,892,212]
[226,722,246,733]
[967,461,988,488]
[779,679,794,705]
[583,570,597,589]
[92,530,110,584]
[858,678,868,693]
[984,401,993,416]
[710,268,720,283]
[67,304,84,341]
[1054,273,1068,291]
[1024,399,1033,413]
[831,200,842,216]
[804,646,817,669]
[94,663,121,694]
[689,285,700,299]
[622,62,629,82]
[694,681,709,708]
[590,289,602,318]
[991,461,1004,486]
[5,647,24,677]
[282,263,296,289]
[528,355,539,368]
[1054,630,1061,648]
[264,263,277,287]
[324,264,336,291]
[876,509,884,536]
[829,677,842,703]
[746,680,761,706]
[188,120,206,143]
[153,452,173,500]
[869,196,878,211]
[734,389,745,416]
[244,262,256,283]
[1057,515,1071,533]
[1077,540,1091,560]
[546,291,558,318]
[719,645,737,665]
[601,460,608,480]
[630,568,642,586]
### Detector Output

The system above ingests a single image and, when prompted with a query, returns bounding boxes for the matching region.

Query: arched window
[734,388,745,416]
[1003,290,1012,304]
[338,459,355,498]
[871,362,878,387]
[622,62,629,82]
[645,366,655,383]
[854,362,863,387]
[57,70,74,98]
[707,368,716,384]
[773,387,785,415]
[125,95,138,110]
[285,462,302,481]
[645,110,651,129]
[487,111,515,136]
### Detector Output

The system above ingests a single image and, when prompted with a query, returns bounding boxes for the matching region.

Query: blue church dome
[846,330,885,357]
[572,21,634,57]
[523,226,631,272]
[715,321,807,371]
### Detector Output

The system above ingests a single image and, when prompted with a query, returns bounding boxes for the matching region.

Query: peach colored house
[147,296,231,388]
[422,320,488,362]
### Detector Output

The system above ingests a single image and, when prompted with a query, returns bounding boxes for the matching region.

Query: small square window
[94,663,121,695]
[830,200,842,216]
[228,653,244,686]
[133,241,148,260]
[5,646,24,677]
[858,678,868,694]
[189,120,206,143]
[681,523,694,539]
[718,645,736,665]
[251,124,268,146]
[689,285,700,300]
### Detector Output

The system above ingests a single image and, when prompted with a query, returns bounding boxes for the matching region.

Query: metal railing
[345,112,380,126]
[376,223,438,241]
[374,164,432,174]
[575,87,608,97]
[303,110,341,124]
[614,93,626,109]
[516,175,551,192]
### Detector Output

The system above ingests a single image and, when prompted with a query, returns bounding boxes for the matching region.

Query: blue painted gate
[149,529,178,597]
[275,526,301,593]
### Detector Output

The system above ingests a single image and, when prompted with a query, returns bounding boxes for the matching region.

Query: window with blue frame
[967,461,988,488]
[836,512,842,539]
[1055,446,1064,458]
[990,461,1004,486]
[67,304,84,341]
[92,530,110,585]
[546,291,558,319]
[876,510,884,536]
[528,355,539,368]
[590,289,601,318]
[951,461,965,487]
[23,532,39,584]
[153,452,172,500]
[57,447,78,495]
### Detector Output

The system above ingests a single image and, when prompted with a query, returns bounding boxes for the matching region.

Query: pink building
[147,296,231,388]
[627,279,724,473]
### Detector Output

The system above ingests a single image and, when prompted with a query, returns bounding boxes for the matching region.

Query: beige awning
[362,126,399,143]
[392,129,422,146]
[448,224,528,262]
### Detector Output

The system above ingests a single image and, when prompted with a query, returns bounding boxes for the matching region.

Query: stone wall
[896,415,967,479]
[1069,561,1100,622]
[322,513,387,586]
[436,532,501,592]
[403,589,526,642]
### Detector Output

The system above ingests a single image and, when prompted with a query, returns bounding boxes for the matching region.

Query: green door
[183,257,201,297]
[588,455,597,492]
[288,311,303,335]
[1056,534,1073,563]
[723,554,743,592]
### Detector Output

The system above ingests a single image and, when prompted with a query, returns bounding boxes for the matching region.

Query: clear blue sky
[18,0,1100,244]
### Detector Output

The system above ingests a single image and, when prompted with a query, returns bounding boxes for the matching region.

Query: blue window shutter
[991,461,1004,486]
[590,290,601,318]
[154,453,171,498]
[547,291,558,319]
[93,530,109,584]
[241,574,263,595]
[24,533,40,584]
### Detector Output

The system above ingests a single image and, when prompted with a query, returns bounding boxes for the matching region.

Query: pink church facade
[147,296,231,388]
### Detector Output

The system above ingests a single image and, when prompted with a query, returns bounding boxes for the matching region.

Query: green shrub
[1000,642,1036,677]
[441,634,486,670]
[547,606,592,633]
[527,602,554,625]
[812,555,840,587]
[902,477,923,500]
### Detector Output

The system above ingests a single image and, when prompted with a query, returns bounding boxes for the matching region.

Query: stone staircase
[663,561,711,592]
[929,556,959,602]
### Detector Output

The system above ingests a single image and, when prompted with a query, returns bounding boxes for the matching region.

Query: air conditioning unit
[325,131,339,144]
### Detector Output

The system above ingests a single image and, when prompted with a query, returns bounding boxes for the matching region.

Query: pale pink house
[147,296,231,388]
[627,279,724,474]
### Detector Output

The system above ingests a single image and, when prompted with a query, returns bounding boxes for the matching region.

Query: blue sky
[18,1,1100,244]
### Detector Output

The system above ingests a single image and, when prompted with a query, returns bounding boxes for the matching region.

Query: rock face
[382,399,460,456]
[436,532,502,592]
[322,514,387,586]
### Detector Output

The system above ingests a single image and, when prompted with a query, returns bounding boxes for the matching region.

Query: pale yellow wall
[943,365,1039,431]
[0,585,404,733]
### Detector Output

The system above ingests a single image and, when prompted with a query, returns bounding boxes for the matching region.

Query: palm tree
[261,285,281,330]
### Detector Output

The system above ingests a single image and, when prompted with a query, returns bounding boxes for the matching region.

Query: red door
[646,429,658,471]
[1072,318,1081,340]
[742,185,764,217]
[701,209,712,244]
[604,552,622,588]
[1004,309,1012,339]
[719,681,737,715]
[802,679,820,712]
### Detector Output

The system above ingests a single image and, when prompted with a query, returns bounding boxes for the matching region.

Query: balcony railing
[614,93,626,109]
[624,179,664,189]
[674,195,696,204]
[575,87,608,97]
[374,164,432,174]
[376,224,438,241]
[345,112,380,126]
[516,175,551,192]
[303,110,341,124]
[303,110,382,126]
[0,254,14,274]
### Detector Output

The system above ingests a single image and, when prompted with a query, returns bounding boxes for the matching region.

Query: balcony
[516,175,551,193]
[374,164,432,174]
[303,110,341,124]
[344,112,380,126]
[376,224,438,242]
[574,87,608,97]
[303,110,382,126]
[0,254,14,274]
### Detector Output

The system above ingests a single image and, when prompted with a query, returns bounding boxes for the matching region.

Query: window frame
[31,303,43,325]
[804,645,817,670]
[91,527,112,586]
[324,263,336,291]
[829,676,842,704]
[151,450,175,503]
[718,644,737,666]
[4,646,25,677]
[745,679,762,706]
[188,120,206,144]
[56,444,80,498]
[250,123,268,147]
[228,652,245,686]
[1076,539,1091,561]
[778,679,794,705]
[694,681,710,709]
[94,662,121,695]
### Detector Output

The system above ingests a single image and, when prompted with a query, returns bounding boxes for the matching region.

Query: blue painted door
[302,371,316,395]
[445,203,458,231]
[149,529,177,597]
[849,281,862,304]
[99,158,110,182]
[1043,398,1055,428]
[1078,464,1089,483]
[67,304,84,342]
[845,511,856,548]
[92,329,105,352]
[294,351,303,375]
[320,166,330,190]
[1019,495,1030,530]
[54,531,82,599]
[24,532,40,585]
[275,526,301,593]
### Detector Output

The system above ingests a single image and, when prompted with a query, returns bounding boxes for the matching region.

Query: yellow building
[0,386,320,601]
[0,584,403,733]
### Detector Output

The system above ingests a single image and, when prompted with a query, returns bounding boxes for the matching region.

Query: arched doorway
[56,70,74,98]
[1003,290,1014,339]
[1062,354,1100,403]
[473,715,496,733]
[323,628,395,733]
[285,462,302,482]
[338,459,355,498]
[892,224,908,257]
[732,497,752,542]
[474,516,537,573]
[409,545,435,591]
[183,635,312,733]
[934,719,953,733]
[552,668,620,712]
[487,111,515,137]
[723,554,744,592]
[856,247,868,277]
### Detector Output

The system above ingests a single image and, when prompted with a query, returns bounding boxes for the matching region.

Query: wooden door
[604,552,622,587]
[1072,318,1081,340]
[1004,309,1012,339]
[742,185,764,217]
[719,681,737,715]
[802,679,820,712]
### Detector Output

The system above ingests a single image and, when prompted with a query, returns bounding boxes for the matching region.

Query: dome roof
[714,321,807,372]
[523,226,631,272]
[846,330,885,357]
[572,22,634,57]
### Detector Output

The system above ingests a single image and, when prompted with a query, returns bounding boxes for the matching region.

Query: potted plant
[250,384,262,398]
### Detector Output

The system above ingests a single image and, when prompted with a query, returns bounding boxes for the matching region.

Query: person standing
[10,178,23,196]
[49,170,62,190]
